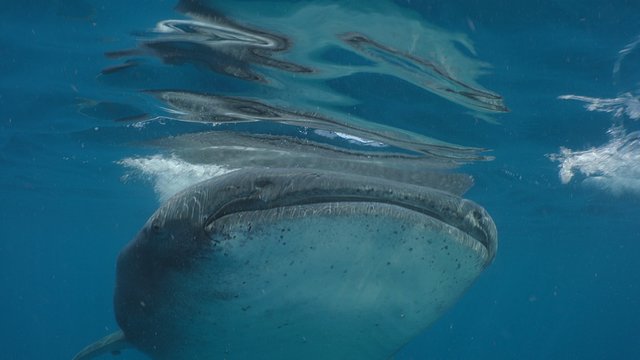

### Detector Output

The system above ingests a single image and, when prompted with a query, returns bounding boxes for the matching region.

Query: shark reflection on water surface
[146,90,493,161]
[74,0,503,359]
[103,0,507,116]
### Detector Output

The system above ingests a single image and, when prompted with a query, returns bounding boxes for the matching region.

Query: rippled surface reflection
[550,32,640,196]
[99,0,508,195]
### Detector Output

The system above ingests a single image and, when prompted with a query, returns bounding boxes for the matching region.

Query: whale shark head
[94,168,496,360]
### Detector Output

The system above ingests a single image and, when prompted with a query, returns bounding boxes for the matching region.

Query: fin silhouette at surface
[72,330,129,360]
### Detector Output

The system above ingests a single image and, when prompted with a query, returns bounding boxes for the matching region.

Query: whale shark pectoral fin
[72,330,129,360]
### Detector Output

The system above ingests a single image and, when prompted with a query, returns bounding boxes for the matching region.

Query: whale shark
[73,168,497,360]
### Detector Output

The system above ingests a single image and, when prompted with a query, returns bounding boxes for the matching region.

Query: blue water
[2,1,640,359]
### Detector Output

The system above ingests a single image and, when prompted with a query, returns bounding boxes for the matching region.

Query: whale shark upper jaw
[135,168,495,269]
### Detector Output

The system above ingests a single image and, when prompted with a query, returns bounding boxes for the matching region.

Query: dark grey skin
[74,168,497,360]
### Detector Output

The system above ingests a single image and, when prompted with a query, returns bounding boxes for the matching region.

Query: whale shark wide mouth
[202,170,497,263]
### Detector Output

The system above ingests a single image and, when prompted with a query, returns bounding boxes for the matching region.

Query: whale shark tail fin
[72,330,130,360]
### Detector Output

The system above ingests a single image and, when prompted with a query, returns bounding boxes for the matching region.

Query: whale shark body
[73,168,497,360]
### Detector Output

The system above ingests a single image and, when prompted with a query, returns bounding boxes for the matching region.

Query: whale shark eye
[254,178,274,189]
[150,219,162,233]
[472,210,483,221]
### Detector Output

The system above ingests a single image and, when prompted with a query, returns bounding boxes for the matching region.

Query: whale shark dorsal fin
[72,330,129,360]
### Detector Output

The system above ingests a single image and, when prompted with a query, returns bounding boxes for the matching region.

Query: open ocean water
[2,0,640,359]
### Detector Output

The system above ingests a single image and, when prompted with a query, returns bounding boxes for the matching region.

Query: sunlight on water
[549,127,640,195]
[550,93,640,196]
[550,32,640,196]
[558,93,640,120]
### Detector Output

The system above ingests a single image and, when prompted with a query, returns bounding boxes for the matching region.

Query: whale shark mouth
[208,192,495,257]
[203,171,496,262]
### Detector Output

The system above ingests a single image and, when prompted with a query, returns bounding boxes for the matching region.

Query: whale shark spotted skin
[73,168,497,360]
